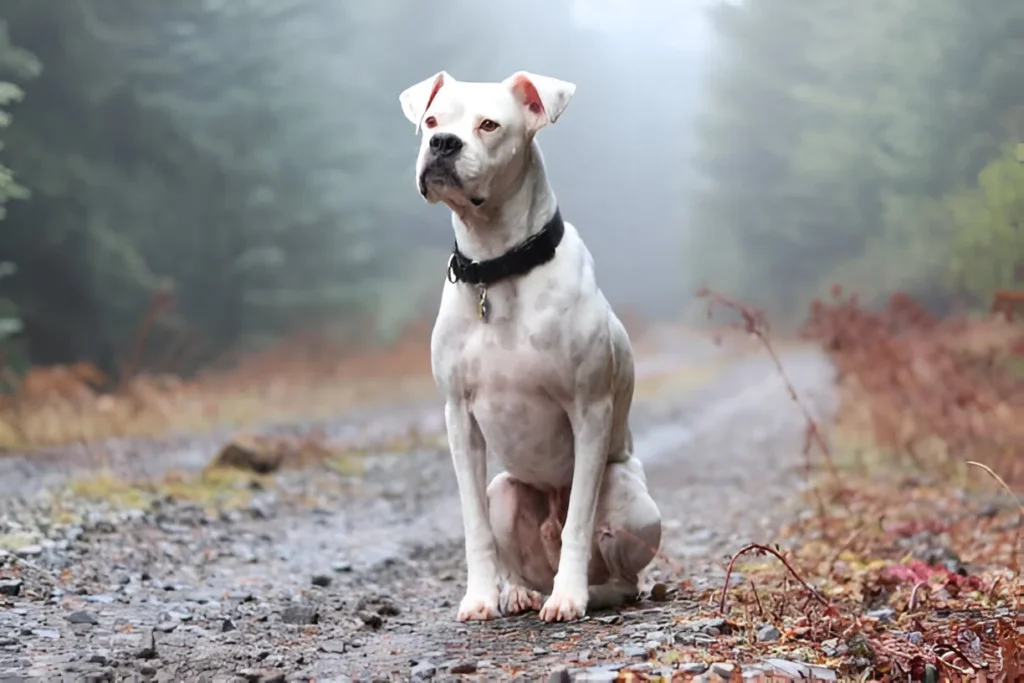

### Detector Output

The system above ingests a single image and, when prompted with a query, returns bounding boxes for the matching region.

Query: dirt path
[0,337,838,681]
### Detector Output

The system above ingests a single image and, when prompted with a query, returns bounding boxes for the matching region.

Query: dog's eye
[479,119,500,132]
[424,116,438,129]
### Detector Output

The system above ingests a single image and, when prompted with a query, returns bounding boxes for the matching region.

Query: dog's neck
[449,140,558,263]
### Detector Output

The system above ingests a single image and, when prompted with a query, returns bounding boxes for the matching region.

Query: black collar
[447,209,565,286]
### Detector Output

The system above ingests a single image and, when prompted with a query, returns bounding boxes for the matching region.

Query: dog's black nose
[429,133,463,157]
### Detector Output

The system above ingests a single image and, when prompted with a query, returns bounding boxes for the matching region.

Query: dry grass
[0,314,744,452]
[0,321,438,450]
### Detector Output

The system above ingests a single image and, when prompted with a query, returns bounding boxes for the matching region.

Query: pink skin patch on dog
[511,74,546,117]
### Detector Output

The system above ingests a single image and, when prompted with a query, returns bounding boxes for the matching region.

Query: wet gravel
[0,342,837,681]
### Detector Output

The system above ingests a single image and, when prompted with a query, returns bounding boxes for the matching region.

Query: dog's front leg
[445,400,501,621]
[539,397,612,622]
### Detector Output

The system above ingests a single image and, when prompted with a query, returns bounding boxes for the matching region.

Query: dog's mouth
[418,163,485,207]
[419,162,462,197]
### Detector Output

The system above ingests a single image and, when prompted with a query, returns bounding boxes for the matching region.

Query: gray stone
[67,611,99,626]
[680,663,708,674]
[711,662,736,677]
[281,605,319,625]
[411,660,436,679]
[757,624,781,642]
[546,668,571,683]
[449,661,476,674]
[866,607,895,622]
[32,628,60,640]
[622,645,648,659]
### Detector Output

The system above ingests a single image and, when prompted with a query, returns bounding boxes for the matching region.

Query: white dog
[398,71,662,622]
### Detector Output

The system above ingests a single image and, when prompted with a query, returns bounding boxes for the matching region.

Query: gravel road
[0,336,838,682]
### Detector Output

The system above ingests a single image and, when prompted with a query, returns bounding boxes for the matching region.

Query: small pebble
[623,645,648,659]
[411,660,436,679]
[680,663,708,674]
[358,611,383,629]
[311,574,332,588]
[757,624,781,642]
[281,605,319,625]
[711,662,736,677]
[866,607,895,623]
[547,668,571,683]
[67,611,99,625]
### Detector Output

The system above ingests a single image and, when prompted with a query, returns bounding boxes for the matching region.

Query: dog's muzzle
[419,134,465,198]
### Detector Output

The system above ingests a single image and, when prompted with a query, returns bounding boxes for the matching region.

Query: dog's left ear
[503,71,576,134]
[399,71,454,134]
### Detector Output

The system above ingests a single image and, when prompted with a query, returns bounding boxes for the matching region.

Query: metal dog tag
[477,287,490,322]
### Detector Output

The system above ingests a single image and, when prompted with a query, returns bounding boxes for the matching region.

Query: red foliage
[801,287,1024,487]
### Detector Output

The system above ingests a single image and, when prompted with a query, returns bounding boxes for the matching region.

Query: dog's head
[398,71,576,210]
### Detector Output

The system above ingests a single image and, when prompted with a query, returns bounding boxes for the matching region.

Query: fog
[1,0,1019,374]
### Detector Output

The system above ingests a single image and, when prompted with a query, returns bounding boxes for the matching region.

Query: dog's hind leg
[586,457,662,610]
[487,473,555,615]
[538,487,568,573]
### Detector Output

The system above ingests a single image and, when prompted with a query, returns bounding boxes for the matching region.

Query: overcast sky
[569,0,717,54]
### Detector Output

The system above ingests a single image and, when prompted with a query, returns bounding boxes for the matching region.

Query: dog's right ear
[399,71,452,134]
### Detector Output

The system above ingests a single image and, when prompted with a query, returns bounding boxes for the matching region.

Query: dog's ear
[503,71,576,134]
[399,71,453,134]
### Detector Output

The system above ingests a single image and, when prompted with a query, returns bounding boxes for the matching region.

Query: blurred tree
[687,0,1024,319]
[0,0,480,373]
[0,18,40,373]
[947,146,1024,302]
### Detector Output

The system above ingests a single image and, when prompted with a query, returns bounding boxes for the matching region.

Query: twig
[749,578,765,618]
[697,287,839,480]
[908,581,929,612]
[718,543,831,615]
[0,548,59,584]
[966,461,1021,614]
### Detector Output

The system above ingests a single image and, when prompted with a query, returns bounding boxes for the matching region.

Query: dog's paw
[539,589,588,622]
[499,581,543,615]
[456,590,500,621]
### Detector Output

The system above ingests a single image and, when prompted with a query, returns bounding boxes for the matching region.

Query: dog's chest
[447,310,572,401]
[433,289,579,487]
